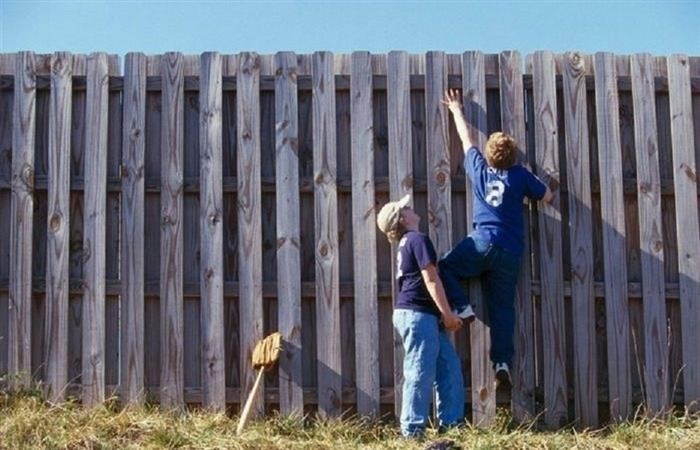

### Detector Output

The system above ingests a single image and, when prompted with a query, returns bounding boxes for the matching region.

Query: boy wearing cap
[440,89,554,388]
[377,195,465,438]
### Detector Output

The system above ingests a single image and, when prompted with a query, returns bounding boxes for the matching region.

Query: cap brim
[397,194,411,208]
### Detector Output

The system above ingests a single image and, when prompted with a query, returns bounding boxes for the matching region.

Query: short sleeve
[523,168,547,200]
[464,147,486,183]
[412,234,437,270]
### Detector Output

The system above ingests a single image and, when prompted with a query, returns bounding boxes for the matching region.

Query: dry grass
[1,389,699,449]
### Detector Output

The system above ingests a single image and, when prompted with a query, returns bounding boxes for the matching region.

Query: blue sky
[1,0,698,56]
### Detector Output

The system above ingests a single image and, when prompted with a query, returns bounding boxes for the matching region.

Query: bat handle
[236,367,265,435]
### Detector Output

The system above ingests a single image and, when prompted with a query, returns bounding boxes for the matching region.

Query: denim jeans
[438,234,521,366]
[392,309,464,437]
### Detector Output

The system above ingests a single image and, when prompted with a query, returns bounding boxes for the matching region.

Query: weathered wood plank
[312,51,342,418]
[386,50,412,418]
[199,52,225,410]
[82,52,109,407]
[592,52,632,421]
[630,53,669,416]
[667,54,699,412]
[562,51,598,428]
[531,50,568,428]
[274,51,303,416]
[44,52,72,402]
[500,50,538,422]
[120,52,146,405]
[9,51,35,389]
[237,52,264,417]
[350,51,380,417]
[160,52,185,409]
[462,50,495,427]
[425,51,452,257]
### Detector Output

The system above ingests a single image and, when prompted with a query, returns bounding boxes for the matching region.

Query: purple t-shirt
[465,147,547,254]
[395,230,440,316]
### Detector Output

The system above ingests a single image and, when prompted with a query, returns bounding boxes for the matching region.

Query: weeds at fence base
[0,387,699,449]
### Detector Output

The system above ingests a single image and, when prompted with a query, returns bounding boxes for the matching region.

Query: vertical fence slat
[386,50,412,418]
[275,51,303,415]
[44,51,72,402]
[350,51,379,417]
[593,52,632,421]
[562,52,598,427]
[120,52,146,405]
[82,52,108,407]
[500,50,537,422]
[462,50,495,426]
[120,53,146,404]
[199,52,225,410]
[630,53,669,416]
[312,51,342,418]
[9,51,35,389]
[425,51,452,257]
[160,52,185,409]
[667,54,700,412]
[237,52,264,416]
[531,50,568,428]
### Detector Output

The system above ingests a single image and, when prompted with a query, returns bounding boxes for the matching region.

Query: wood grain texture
[237,52,264,417]
[312,51,342,418]
[562,52,598,428]
[630,53,669,416]
[160,52,184,410]
[44,52,72,402]
[499,50,537,423]
[667,54,700,412]
[386,50,413,418]
[9,51,35,389]
[199,52,225,410]
[532,51,568,428]
[274,51,303,415]
[462,50,495,427]
[120,52,146,405]
[425,51,452,257]
[82,52,109,407]
[592,52,632,421]
[350,51,380,417]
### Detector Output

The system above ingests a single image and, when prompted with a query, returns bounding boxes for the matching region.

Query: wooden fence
[0,51,698,429]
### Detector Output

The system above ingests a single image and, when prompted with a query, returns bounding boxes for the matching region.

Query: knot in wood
[479,387,489,402]
[318,242,329,257]
[570,52,583,69]
[435,171,447,186]
[205,267,215,279]
[402,175,414,191]
[49,213,62,233]
[208,212,220,224]
[680,163,697,183]
[653,240,663,253]
[130,127,141,140]
[20,163,34,187]
[276,237,286,249]
[638,182,650,194]
[161,214,172,225]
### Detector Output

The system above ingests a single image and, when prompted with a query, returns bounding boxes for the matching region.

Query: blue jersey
[395,230,440,316]
[464,147,547,254]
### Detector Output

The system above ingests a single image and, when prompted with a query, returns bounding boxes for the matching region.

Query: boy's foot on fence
[453,305,475,324]
[494,362,512,390]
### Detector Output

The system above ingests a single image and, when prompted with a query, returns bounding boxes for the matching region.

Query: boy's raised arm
[442,88,475,151]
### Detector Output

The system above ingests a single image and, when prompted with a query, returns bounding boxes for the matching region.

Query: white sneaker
[495,362,512,389]
[453,304,475,323]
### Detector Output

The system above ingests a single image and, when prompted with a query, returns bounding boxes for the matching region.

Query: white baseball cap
[376,194,411,234]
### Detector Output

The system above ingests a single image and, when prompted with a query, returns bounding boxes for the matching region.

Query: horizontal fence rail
[0,51,698,429]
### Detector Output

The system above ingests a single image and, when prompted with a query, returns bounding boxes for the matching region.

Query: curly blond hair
[485,132,518,170]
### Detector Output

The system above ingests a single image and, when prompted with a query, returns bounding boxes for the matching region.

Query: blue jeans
[392,309,464,437]
[438,235,521,367]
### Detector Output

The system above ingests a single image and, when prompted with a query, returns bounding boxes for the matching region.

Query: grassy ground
[1,390,699,449]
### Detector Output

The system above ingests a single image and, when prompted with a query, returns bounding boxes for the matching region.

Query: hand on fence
[441,89,463,116]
